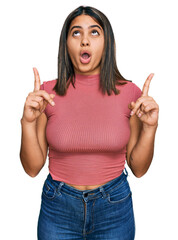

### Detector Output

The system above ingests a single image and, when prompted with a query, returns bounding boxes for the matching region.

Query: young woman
[20,5,159,240]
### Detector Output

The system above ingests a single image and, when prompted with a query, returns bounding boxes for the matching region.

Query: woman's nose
[80,36,90,47]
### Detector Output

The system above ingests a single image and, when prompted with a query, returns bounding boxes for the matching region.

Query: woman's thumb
[128,101,135,110]
[50,93,56,98]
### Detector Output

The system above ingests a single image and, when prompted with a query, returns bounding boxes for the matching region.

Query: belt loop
[124,167,128,176]
[57,182,64,195]
[99,186,108,199]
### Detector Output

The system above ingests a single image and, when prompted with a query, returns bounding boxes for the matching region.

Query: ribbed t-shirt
[40,73,142,185]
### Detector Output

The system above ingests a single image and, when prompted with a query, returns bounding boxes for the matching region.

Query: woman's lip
[80,55,91,64]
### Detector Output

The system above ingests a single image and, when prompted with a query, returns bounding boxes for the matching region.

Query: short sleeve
[133,83,142,102]
[40,83,44,90]
[39,82,47,116]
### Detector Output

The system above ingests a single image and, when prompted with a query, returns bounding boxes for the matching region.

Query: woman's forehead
[69,15,102,30]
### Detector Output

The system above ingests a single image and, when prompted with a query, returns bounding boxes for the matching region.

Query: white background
[0,0,177,239]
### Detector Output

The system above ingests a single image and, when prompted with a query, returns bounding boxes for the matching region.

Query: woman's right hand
[21,67,55,124]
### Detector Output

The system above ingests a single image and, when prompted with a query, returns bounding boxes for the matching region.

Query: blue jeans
[37,168,135,240]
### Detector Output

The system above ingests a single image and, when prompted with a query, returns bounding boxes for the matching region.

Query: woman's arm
[20,113,48,177]
[19,67,54,177]
[126,73,159,177]
[126,115,158,177]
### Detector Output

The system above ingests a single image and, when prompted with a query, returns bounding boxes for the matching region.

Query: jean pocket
[106,178,132,204]
[42,178,57,200]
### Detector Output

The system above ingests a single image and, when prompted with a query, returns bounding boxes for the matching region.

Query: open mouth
[82,53,90,59]
[80,51,91,64]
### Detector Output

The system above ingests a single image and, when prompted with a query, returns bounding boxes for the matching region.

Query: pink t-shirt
[40,73,142,185]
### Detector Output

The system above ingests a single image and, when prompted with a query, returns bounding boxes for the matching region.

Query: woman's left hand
[129,73,159,129]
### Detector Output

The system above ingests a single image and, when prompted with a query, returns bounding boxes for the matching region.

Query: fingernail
[51,101,55,106]
[130,111,134,116]
[138,113,141,117]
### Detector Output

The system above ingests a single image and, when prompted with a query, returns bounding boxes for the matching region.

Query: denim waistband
[46,168,128,201]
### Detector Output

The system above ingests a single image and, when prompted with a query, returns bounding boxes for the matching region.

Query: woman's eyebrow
[69,25,102,33]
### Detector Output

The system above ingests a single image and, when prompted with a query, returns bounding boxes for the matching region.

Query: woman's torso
[40,78,142,188]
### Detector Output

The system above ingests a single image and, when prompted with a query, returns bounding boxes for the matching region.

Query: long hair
[53,6,132,96]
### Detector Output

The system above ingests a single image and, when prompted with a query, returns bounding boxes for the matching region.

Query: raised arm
[126,73,159,177]
[19,68,55,177]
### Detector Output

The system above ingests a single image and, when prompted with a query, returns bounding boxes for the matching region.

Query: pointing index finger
[33,67,41,92]
[142,73,154,96]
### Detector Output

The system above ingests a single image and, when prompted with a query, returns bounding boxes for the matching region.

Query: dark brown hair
[53,5,132,96]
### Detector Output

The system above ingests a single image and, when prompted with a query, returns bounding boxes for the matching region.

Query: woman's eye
[91,30,99,36]
[72,30,99,37]
[72,31,80,36]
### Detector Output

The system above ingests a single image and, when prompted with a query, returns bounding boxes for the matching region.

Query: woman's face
[67,14,104,75]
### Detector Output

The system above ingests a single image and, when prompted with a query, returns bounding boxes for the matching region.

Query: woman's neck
[74,73,101,86]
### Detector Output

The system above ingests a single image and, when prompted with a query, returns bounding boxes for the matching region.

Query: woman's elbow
[133,169,148,178]
[23,167,40,178]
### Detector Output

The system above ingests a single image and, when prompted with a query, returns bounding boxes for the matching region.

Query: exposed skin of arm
[126,73,159,177]
[19,67,54,177]
[126,114,158,177]
[20,113,48,177]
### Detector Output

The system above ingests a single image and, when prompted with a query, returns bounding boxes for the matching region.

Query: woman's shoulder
[117,79,141,91]
[40,79,57,92]
[117,80,142,102]
[126,80,142,93]
[125,80,142,101]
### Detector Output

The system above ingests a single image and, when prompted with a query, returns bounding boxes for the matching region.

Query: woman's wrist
[142,123,158,133]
